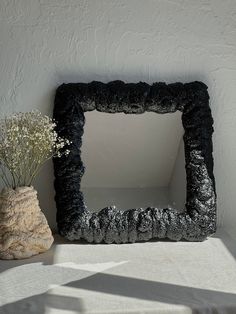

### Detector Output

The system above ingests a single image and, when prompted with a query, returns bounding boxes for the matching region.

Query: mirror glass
[81,111,186,212]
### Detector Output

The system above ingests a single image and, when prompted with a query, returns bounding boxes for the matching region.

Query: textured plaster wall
[0,0,235,230]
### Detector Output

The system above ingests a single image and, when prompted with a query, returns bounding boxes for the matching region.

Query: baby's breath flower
[0,110,70,189]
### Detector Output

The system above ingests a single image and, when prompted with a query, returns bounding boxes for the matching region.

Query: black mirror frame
[53,80,216,243]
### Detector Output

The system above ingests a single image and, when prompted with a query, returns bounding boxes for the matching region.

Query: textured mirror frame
[53,80,216,243]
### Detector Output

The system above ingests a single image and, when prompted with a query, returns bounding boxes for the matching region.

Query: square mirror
[81,111,185,212]
[53,80,216,243]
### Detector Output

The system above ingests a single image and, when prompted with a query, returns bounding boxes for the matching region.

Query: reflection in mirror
[81,111,186,213]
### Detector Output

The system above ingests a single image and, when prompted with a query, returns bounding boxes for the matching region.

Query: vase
[0,186,54,259]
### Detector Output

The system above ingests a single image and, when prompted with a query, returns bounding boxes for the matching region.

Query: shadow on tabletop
[1,229,236,313]
[0,270,236,314]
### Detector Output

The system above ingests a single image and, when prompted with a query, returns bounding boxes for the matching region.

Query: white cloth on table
[0,229,236,314]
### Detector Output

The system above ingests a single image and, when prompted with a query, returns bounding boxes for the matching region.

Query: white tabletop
[0,228,236,314]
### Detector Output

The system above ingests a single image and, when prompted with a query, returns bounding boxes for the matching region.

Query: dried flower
[0,110,70,188]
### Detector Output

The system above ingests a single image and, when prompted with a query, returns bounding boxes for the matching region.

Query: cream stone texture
[0,186,53,259]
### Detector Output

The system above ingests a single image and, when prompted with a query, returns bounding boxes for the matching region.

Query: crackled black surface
[53,80,217,243]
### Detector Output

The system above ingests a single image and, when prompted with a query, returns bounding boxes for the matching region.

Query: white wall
[0,0,235,230]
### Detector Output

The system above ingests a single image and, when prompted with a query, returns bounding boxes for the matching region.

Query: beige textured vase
[0,186,54,259]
